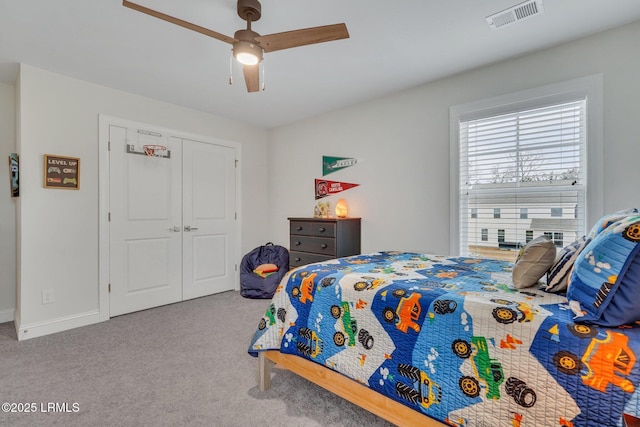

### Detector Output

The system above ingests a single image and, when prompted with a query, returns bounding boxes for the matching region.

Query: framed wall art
[44,154,80,190]
[8,153,19,197]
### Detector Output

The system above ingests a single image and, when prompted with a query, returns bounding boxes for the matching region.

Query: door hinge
[108,212,111,222]
[235,159,238,168]
[235,264,238,271]
[108,283,111,293]
[235,212,237,220]
[108,140,111,151]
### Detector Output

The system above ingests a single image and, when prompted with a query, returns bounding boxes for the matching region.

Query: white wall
[15,64,269,339]
[7,20,640,339]
[0,82,16,322]
[267,20,640,255]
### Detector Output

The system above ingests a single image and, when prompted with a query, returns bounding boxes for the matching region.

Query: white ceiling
[2,0,640,129]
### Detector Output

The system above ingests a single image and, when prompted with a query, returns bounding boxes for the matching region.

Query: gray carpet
[0,291,394,427]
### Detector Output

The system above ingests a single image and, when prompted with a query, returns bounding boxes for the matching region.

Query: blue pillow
[567,213,640,326]
[587,208,638,239]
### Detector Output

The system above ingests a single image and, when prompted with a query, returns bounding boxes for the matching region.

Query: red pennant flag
[315,179,359,200]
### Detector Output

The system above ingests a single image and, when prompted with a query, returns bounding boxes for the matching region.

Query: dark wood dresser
[288,217,361,269]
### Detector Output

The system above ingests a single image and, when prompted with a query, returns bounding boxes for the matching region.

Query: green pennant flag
[323,156,357,176]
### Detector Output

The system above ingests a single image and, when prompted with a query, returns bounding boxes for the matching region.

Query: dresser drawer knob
[296,226,303,231]
[295,241,301,246]
[295,257,301,262]
[320,244,328,249]
[318,227,326,232]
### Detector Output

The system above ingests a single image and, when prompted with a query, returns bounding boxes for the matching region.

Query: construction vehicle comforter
[248,252,640,426]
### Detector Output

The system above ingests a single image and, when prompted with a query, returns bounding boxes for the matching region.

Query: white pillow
[512,236,557,289]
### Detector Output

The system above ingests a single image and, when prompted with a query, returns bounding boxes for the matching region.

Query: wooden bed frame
[258,350,447,427]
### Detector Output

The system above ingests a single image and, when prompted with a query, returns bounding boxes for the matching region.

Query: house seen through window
[451,77,599,262]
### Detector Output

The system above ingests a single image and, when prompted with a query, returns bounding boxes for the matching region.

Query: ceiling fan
[122,0,350,92]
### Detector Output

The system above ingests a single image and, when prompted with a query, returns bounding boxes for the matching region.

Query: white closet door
[182,139,236,300]
[109,126,182,316]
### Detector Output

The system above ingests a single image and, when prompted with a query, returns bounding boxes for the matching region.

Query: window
[471,208,477,219]
[481,228,488,241]
[543,231,564,247]
[451,75,603,261]
[554,232,564,247]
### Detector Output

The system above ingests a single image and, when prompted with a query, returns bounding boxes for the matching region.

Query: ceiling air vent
[486,0,544,30]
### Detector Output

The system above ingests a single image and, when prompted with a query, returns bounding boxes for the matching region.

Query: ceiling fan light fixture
[233,40,263,65]
[123,0,349,92]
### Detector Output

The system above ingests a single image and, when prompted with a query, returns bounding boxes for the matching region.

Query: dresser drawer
[289,251,335,268]
[290,236,336,255]
[287,217,361,269]
[289,221,336,238]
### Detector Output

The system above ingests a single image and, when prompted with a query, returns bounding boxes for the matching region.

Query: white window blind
[459,99,586,261]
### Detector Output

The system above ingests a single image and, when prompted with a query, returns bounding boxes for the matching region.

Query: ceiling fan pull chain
[229,49,234,85]
[261,57,265,91]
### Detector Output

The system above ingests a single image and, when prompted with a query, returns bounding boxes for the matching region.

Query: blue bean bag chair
[240,243,289,299]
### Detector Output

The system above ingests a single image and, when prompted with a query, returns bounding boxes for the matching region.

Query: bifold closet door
[182,139,236,300]
[109,126,183,317]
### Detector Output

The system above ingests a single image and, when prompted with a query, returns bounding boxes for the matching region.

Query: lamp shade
[335,198,348,218]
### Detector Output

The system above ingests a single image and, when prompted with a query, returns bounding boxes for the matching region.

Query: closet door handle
[184,225,199,232]
[170,226,181,232]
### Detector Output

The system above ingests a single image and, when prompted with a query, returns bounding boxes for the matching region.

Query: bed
[248,249,640,427]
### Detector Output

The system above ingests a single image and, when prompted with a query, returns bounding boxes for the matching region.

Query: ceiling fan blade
[255,23,349,53]
[123,0,236,45]
[243,65,260,93]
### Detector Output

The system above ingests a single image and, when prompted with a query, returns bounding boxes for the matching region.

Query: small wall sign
[44,154,80,190]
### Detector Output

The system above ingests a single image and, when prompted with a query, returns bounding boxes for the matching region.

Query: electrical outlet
[42,289,55,304]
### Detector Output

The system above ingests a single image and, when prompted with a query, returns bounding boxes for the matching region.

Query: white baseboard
[16,310,102,341]
[0,308,15,323]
